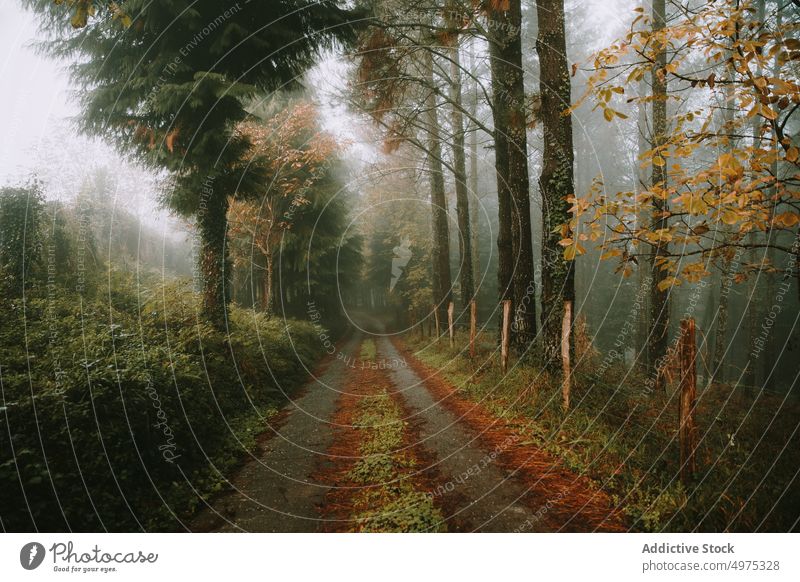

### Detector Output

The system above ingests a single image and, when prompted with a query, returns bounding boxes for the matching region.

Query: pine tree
[25,0,363,325]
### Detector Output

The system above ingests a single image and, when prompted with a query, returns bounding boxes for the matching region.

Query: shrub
[0,276,324,531]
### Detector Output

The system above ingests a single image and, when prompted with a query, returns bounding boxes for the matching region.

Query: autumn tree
[566,0,800,371]
[228,102,340,314]
[647,0,671,386]
[354,6,469,325]
[26,0,363,326]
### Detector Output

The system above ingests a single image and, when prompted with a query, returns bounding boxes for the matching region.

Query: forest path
[191,323,623,532]
[390,337,627,533]
[377,336,545,532]
[189,335,359,532]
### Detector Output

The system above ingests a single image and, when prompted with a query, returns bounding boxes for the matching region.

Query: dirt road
[191,331,623,532]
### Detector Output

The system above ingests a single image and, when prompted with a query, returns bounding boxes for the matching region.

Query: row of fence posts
[412,301,699,486]
[424,300,475,351]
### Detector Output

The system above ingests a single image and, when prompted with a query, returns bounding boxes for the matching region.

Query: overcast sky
[0,2,74,180]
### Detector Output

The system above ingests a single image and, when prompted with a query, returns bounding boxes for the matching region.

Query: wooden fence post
[448,301,455,347]
[679,318,698,485]
[501,299,512,374]
[434,305,440,339]
[561,300,573,412]
[469,299,477,358]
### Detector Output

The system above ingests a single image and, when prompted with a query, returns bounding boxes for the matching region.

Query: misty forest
[1,0,799,533]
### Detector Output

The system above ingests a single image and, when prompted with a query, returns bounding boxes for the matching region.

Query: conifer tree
[25,0,364,325]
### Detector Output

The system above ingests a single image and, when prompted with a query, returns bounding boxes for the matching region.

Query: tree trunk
[712,260,731,384]
[198,188,230,328]
[537,0,575,364]
[489,1,536,345]
[488,8,513,321]
[710,23,738,386]
[423,47,453,324]
[446,4,475,306]
[262,251,273,314]
[636,66,651,366]
[507,0,537,345]
[647,0,670,389]
[469,37,481,295]
[764,2,781,392]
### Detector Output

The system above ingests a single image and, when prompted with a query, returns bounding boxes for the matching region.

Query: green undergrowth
[0,276,325,531]
[404,335,800,532]
[359,338,377,362]
[347,386,445,533]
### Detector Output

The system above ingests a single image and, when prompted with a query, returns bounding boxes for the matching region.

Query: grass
[359,338,377,361]
[345,341,445,532]
[404,333,800,532]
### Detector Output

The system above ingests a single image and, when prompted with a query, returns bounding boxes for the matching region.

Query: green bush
[0,276,324,531]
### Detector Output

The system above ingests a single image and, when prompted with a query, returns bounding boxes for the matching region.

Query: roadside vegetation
[404,334,800,532]
[0,184,325,531]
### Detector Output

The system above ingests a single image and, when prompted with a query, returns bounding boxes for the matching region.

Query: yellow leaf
[600,249,622,260]
[563,245,577,261]
[603,108,614,122]
[720,209,739,225]
[760,105,778,120]
[657,277,681,292]
[775,212,800,227]
[652,156,666,167]
[786,147,799,163]
[684,194,708,215]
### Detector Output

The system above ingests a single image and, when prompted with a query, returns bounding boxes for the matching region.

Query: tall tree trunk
[763,3,782,391]
[713,257,731,384]
[636,76,651,367]
[712,16,738,385]
[469,37,481,296]
[537,0,575,364]
[446,5,474,305]
[198,188,230,328]
[635,4,651,366]
[489,0,537,345]
[423,47,453,324]
[745,0,766,394]
[647,0,670,388]
[488,8,513,320]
